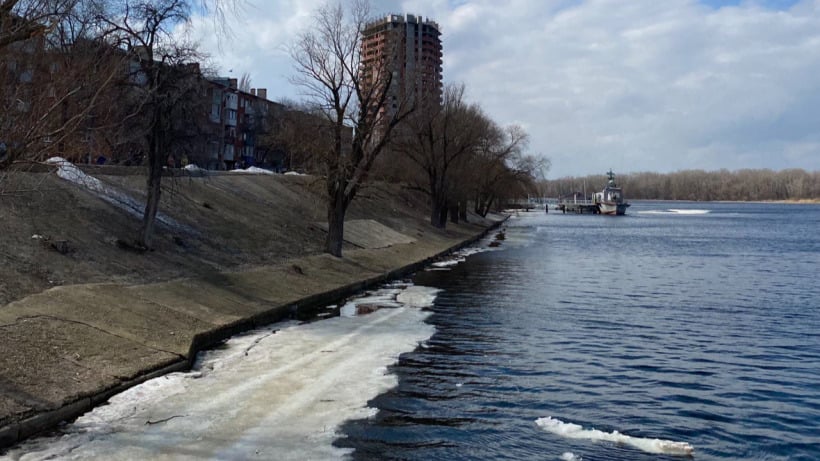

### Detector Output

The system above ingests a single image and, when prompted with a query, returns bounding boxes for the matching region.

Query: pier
[555,195,601,214]
[557,198,600,214]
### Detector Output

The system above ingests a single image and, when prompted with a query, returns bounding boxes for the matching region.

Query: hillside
[0,167,466,307]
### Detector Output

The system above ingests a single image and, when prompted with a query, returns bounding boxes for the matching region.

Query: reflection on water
[339,202,820,461]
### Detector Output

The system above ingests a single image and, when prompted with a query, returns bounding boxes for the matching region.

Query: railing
[557,197,595,206]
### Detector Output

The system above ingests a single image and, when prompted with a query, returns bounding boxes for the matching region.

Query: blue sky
[189,0,820,178]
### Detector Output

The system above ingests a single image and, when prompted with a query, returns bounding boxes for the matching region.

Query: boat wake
[535,416,694,456]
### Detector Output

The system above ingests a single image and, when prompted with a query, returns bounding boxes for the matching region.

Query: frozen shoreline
[0,164,506,452]
[4,284,439,461]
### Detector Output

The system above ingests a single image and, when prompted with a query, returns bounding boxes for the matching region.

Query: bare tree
[0,0,74,50]
[542,168,819,202]
[257,100,331,173]
[95,0,240,249]
[469,123,546,216]
[0,1,125,171]
[237,71,251,92]
[290,0,413,257]
[392,83,488,228]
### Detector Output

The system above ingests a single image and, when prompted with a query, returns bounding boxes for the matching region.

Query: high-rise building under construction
[361,14,443,113]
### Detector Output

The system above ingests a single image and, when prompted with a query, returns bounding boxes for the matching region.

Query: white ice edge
[8,284,440,461]
[536,416,694,456]
[638,209,710,215]
[427,244,494,271]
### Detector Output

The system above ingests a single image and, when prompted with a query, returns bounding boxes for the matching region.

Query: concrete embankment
[0,169,505,449]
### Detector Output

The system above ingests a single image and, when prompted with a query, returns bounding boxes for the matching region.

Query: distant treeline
[540,169,820,201]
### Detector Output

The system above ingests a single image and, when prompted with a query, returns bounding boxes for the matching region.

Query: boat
[592,170,630,215]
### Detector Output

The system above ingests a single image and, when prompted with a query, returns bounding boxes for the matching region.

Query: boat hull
[598,202,630,215]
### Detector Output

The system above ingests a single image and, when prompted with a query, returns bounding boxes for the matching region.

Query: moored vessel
[593,170,630,215]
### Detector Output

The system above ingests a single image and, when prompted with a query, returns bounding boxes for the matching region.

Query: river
[338,202,820,461]
[4,202,819,460]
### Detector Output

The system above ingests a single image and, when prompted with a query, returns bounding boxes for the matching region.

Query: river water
[338,202,820,461]
[4,202,819,460]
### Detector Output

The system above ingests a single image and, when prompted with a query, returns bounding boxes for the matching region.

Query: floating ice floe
[560,453,582,461]
[638,209,710,215]
[427,245,494,271]
[668,209,709,214]
[536,416,694,456]
[431,258,465,268]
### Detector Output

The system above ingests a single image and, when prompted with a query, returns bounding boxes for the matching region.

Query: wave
[535,416,694,456]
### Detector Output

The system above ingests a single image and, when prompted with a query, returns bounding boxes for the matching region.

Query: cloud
[191,0,820,177]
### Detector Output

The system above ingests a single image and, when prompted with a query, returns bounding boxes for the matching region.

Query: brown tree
[542,168,819,202]
[470,123,544,216]
[0,1,124,171]
[392,83,487,228]
[256,100,331,173]
[290,0,413,256]
[94,0,240,249]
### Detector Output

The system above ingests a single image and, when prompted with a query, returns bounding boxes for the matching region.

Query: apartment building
[2,28,295,172]
[206,79,288,170]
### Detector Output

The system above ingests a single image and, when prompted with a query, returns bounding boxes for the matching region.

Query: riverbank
[0,168,505,449]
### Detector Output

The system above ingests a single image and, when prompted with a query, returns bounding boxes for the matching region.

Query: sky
[187,0,820,178]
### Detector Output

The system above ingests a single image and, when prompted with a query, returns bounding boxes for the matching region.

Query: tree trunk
[449,202,459,224]
[474,194,483,215]
[482,195,495,217]
[325,187,346,257]
[438,204,449,228]
[138,127,164,249]
[459,201,468,222]
[430,194,448,229]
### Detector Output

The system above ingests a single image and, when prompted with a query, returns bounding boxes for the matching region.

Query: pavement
[0,215,504,450]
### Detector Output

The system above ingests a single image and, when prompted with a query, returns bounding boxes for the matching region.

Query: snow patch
[228,166,275,175]
[46,157,192,233]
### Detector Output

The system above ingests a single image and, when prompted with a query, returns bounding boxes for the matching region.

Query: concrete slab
[315,219,416,249]
[0,217,504,450]
[0,317,178,425]
[0,284,213,357]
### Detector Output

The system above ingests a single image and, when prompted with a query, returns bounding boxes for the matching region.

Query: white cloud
[191,0,820,177]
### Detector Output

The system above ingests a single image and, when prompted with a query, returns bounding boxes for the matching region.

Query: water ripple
[339,203,820,461]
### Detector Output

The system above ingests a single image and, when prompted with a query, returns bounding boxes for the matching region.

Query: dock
[557,202,600,214]
[556,197,600,214]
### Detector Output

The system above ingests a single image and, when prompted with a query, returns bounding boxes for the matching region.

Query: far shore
[623,198,820,204]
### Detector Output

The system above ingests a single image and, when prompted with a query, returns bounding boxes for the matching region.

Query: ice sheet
[6,285,438,461]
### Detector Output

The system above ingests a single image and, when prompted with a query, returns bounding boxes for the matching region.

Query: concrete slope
[0,169,505,448]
